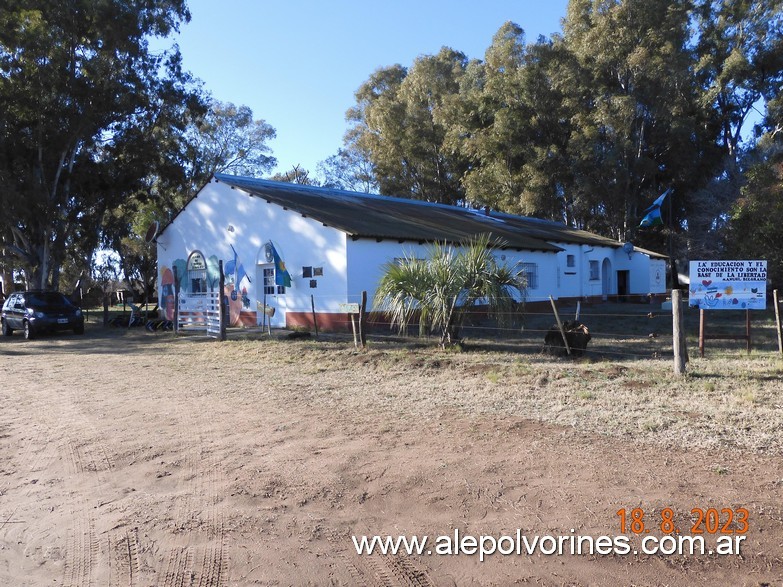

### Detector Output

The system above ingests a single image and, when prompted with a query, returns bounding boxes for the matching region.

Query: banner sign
[689,260,767,310]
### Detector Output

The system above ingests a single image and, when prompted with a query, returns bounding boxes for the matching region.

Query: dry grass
[175,323,783,455]
[6,313,781,458]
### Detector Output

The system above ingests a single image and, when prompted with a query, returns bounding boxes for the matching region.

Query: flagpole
[668,189,676,290]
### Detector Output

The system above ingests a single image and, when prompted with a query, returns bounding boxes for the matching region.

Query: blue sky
[161,1,570,177]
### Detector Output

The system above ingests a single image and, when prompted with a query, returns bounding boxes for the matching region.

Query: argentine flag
[639,189,671,228]
[225,244,251,286]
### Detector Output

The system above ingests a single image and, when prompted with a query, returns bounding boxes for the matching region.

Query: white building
[156,174,667,330]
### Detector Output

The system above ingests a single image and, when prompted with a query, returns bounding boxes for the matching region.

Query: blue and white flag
[225,244,251,286]
[639,189,671,228]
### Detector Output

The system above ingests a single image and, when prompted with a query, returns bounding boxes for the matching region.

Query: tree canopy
[0,3,278,295]
[345,0,783,283]
[0,0,201,290]
[3,0,782,294]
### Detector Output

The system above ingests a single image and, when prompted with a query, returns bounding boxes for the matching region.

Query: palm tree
[374,234,526,348]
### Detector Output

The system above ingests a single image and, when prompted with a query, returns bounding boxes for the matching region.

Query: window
[262,267,286,295]
[589,260,600,281]
[566,254,575,268]
[522,263,538,290]
[186,250,208,295]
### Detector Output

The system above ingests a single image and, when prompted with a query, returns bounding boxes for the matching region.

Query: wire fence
[166,290,783,361]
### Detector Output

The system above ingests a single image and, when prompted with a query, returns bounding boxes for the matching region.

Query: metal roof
[212,174,665,257]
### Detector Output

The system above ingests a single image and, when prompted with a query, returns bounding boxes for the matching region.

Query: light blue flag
[639,189,671,228]
[225,245,251,286]
[270,242,292,288]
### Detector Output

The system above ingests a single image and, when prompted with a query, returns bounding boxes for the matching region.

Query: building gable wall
[157,179,347,327]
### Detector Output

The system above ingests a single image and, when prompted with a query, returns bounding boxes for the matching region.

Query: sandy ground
[1,326,782,586]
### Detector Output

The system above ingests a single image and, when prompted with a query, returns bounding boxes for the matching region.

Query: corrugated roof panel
[213,174,665,257]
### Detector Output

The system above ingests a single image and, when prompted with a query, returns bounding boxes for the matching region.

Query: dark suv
[1,291,85,339]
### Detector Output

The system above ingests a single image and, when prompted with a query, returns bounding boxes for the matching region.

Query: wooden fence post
[310,294,319,339]
[359,290,367,348]
[774,289,782,357]
[549,296,571,356]
[672,289,686,375]
[218,260,226,341]
[173,266,179,335]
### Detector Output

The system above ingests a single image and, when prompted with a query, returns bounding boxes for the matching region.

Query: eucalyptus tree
[560,0,710,242]
[726,155,783,288]
[449,23,581,221]
[688,0,783,256]
[346,64,408,196]
[0,0,202,290]
[452,22,535,213]
[692,0,783,175]
[183,100,277,194]
[347,48,470,204]
[269,164,317,185]
[317,145,378,193]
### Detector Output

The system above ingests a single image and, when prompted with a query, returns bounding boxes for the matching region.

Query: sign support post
[774,289,783,356]
[690,260,766,357]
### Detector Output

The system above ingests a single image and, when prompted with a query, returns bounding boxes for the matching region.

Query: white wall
[345,239,558,309]
[344,238,664,306]
[645,258,667,294]
[158,179,668,329]
[157,179,347,327]
[538,243,667,299]
[547,243,619,299]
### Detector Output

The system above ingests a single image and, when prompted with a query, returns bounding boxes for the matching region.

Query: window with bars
[262,267,286,295]
[522,263,538,289]
[589,260,600,281]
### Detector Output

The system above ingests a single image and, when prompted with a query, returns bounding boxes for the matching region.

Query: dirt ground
[1,324,782,586]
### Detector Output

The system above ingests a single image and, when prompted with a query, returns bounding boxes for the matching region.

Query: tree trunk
[103,292,110,327]
[0,268,12,296]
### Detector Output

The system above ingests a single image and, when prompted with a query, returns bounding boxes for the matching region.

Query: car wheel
[23,320,34,340]
[1,319,12,336]
[74,324,85,335]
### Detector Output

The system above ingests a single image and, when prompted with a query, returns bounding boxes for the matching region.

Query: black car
[1,291,85,339]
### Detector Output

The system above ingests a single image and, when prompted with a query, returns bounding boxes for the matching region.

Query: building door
[601,258,612,300]
[617,270,629,301]
[256,264,287,328]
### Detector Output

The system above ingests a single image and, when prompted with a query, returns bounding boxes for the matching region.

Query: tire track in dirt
[155,393,229,587]
[57,386,120,587]
[334,524,434,587]
[61,439,100,587]
[61,383,158,587]
[157,427,199,587]
[341,552,436,587]
[194,463,228,587]
[108,527,141,587]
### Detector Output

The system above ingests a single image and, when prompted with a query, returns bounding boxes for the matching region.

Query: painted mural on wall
[224,245,252,326]
[159,247,255,327]
[688,260,767,310]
